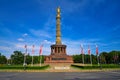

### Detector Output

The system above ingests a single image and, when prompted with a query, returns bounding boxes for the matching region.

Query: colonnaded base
[44,44,73,63]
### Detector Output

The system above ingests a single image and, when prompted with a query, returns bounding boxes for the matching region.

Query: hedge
[0,65,50,70]
[71,64,120,69]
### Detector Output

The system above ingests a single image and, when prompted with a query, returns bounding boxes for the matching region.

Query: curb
[0,69,120,72]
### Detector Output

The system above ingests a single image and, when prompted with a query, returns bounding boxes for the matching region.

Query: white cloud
[0,46,11,51]
[14,40,81,55]
[43,40,54,44]
[62,38,104,55]
[0,45,14,58]
[17,38,24,42]
[43,15,55,30]
[0,40,14,45]
[14,42,51,55]
[30,29,52,38]
[0,36,117,58]
[15,43,24,48]
[22,33,28,37]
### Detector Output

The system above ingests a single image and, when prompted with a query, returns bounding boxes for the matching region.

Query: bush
[26,65,49,70]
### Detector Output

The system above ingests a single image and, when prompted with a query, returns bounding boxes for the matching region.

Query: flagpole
[24,45,27,65]
[40,54,42,67]
[90,54,92,66]
[96,45,99,66]
[88,45,92,66]
[81,44,84,65]
[32,55,33,66]
[39,44,43,67]
[31,45,34,66]
[23,45,27,70]
[82,54,84,65]
[97,55,100,66]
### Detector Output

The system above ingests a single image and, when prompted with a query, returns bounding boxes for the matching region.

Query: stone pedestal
[44,44,73,63]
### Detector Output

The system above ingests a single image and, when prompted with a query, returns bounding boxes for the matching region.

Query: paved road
[0,71,120,80]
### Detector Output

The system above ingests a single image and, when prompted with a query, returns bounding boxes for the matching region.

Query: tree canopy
[73,51,120,64]
[0,53,7,64]
[0,50,119,65]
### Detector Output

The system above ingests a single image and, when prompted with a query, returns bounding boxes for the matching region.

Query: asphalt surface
[0,71,120,80]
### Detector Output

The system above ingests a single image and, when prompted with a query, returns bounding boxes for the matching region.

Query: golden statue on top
[57,7,60,13]
[56,7,60,18]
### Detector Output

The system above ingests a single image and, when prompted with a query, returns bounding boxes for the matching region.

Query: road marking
[109,71,120,74]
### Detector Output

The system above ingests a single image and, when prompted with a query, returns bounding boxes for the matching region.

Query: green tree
[0,53,7,64]
[72,50,120,64]
[33,56,39,64]
[11,51,24,64]
[99,51,120,64]
[91,54,97,64]
[38,55,44,63]
[41,55,44,63]
[117,51,120,64]
[110,51,120,64]
[73,54,82,63]
[84,54,90,64]
[84,54,97,64]
[26,53,32,65]
[108,51,116,64]
[100,52,108,64]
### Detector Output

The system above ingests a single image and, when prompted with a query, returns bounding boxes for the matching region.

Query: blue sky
[0,0,120,58]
